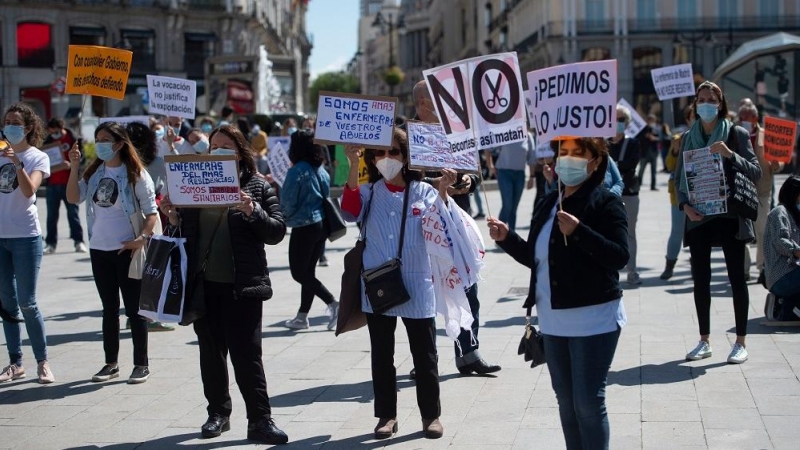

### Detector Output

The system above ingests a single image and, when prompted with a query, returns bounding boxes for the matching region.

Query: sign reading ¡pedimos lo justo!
[66,45,133,101]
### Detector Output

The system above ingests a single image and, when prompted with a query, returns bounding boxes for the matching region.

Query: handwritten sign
[314,91,397,149]
[407,121,480,173]
[42,143,64,166]
[617,98,646,138]
[651,63,694,101]
[265,141,291,187]
[424,52,527,151]
[534,139,554,160]
[164,155,240,207]
[763,116,796,163]
[66,45,133,101]
[683,147,727,216]
[99,116,151,126]
[268,136,291,154]
[146,75,197,119]
[526,60,618,142]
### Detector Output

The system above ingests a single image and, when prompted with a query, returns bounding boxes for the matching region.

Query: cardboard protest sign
[683,147,727,216]
[650,63,694,101]
[315,91,397,149]
[407,121,480,173]
[424,52,528,151]
[617,98,646,138]
[66,45,133,101]
[99,116,151,126]
[265,141,291,187]
[164,155,240,207]
[763,116,797,163]
[268,137,291,154]
[146,75,197,119]
[41,143,65,166]
[526,60,618,142]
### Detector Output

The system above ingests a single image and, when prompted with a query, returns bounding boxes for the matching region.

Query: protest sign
[763,116,797,163]
[41,143,65,166]
[424,52,527,151]
[146,75,197,119]
[650,63,694,101]
[265,141,291,187]
[534,139,554,160]
[617,98,646,138]
[99,116,151,126]
[315,91,397,149]
[526,59,618,142]
[683,147,727,216]
[66,45,133,101]
[268,136,291,154]
[164,155,240,207]
[407,121,480,173]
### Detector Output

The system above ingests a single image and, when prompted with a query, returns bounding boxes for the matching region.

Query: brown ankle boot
[374,418,397,439]
[422,418,443,439]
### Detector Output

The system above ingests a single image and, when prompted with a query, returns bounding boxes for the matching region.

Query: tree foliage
[309,71,360,111]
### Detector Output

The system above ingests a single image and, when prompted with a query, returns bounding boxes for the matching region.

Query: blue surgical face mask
[287,127,297,135]
[95,142,117,161]
[193,138,209,154]
[210,148,236,156]
[554,156,592,187]
[3,125,26,145]
[201,123,213,133]
[697,103,719,123]
[171,126,181,137]
[155,128,166,140]
[616,123,626,134]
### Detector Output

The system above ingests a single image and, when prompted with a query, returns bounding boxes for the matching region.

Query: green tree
[309,71,360,112]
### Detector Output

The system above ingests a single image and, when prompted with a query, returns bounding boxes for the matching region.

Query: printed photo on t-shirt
[93,177,119,207]
[0,163,19,194]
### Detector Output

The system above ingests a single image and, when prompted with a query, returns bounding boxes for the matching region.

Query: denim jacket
[78,164,158,241]
[280,161,330,228]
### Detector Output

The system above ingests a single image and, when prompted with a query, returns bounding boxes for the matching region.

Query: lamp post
[372,11,406,96]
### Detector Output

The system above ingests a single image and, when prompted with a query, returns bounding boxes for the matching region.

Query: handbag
[179,210,225,326]
[316,171,347,242]
[362,185,411,315]
[138,233,188,323]
[724,129,759,221]
[518,307,546,368]
[128,187,163,280]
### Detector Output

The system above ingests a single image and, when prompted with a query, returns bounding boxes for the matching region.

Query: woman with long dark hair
[763,175,800,298]
[66,121,158,384]
[281,129,338,330]
[159,125,288,444]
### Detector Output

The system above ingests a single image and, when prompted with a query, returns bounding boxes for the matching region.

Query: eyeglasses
[373,148,402,157]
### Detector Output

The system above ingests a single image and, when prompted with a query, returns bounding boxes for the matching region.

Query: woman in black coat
[160,125,288,444]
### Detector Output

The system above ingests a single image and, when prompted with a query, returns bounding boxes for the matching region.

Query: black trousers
[366,313,440,420]
[454,283,480,364]
[637,147,659,190]
[90,249,148,366]
[288,221,335,314]
[687,218,750,336]
[193,281,271,420]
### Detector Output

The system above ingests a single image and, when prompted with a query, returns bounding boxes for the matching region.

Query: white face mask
[375,157,404,181]
[741,121,754,133]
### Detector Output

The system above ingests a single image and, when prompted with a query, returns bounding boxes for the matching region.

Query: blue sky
[307,0,360,80]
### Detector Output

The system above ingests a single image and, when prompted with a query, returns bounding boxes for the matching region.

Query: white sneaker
[37,360,55,384]
[75,242,88,253]
[686,341,713,361]
[43,245,56,255]
[0,364,25,382]
[326,301,339,331]
[727,343,748,364]
[284,317,309,330]
[626,272,642,285]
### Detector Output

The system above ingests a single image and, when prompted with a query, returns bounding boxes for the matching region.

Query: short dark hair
[221,106,234,118]
[692,81,729,122]
[126,122,158,166]
[47,118,65,130]
[288,129,326,167]
[778,175,800,227]
[364,128,423,184]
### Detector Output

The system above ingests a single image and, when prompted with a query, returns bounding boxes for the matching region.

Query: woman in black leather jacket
[160,125,287,445]
[488,137,628,450]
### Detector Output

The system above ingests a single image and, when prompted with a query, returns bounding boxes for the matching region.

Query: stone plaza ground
[1,173,799,449]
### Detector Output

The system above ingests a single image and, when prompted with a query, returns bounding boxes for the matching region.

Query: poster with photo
[683,147,727,216]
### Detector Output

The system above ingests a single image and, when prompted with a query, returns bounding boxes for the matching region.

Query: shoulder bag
[724,129,759,222]
[335,187,374,336]
[315,169,347,242]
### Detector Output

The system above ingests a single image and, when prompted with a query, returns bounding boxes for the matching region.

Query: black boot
[659,258,677,280]
[247,416,288,445]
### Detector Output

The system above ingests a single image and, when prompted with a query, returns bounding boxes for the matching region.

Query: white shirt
[534,205,627,337]
[90,165,135,251]
[0,147,50,238]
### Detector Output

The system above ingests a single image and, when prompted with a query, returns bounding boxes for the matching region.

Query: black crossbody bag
[361,185,411,314]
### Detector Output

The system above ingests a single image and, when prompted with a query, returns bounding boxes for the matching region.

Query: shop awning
[712,32,800,80]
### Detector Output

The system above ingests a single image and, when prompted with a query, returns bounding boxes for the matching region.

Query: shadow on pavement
[608,359,729,386]
[64,433,331,449]
[482,316,526,328]
[0,379,126,404]
[727,317,800,335]
[47,309,103,322]
[24,329,113,346]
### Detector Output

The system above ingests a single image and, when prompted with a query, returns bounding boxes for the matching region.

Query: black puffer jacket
[172,172,286,323]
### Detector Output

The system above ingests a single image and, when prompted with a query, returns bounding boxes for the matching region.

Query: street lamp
[372,11,406,95]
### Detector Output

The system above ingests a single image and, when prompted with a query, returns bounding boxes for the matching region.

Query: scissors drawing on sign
[485,73,508,109]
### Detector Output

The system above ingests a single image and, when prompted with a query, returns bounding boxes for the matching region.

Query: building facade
[0,0,311,124]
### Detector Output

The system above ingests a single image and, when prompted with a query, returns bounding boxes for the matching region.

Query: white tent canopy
[712,32,800,80]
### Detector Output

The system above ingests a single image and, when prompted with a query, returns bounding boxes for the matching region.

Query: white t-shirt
[90,165,135,251]
[157,138,194,157]
[0,147,51,238]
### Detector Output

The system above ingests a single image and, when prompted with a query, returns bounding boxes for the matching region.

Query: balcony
[628,15,800,34]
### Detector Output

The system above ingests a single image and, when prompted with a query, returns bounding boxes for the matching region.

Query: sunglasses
[373,148,402,157]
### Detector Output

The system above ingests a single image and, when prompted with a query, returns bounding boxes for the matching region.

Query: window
[637,0,656,28]
[632,47,662,122]
[585,0,605,29]
[484,2,492,28]
[120,29,156,74]
[677,0,695,18]
[70,26,105,46]
[719,0,737,26]
[17,22,54,68]
[184,33,215,78]
[760,0,779,19]
[582,47,610,62]
[461,8,467,44]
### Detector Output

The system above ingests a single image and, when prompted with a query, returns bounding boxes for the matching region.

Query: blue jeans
[0,236,47,364]
[666,204,685,261]
[45,184,84,247]
[771,266,800,298]
[497,169,525,231]
[543,328,621,450]
[454,283,480,366]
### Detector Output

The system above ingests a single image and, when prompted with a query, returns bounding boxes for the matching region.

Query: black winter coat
[172,172,286,323]
[497,172,629,310]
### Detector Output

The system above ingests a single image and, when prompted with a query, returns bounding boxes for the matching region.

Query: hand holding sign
[345,144,362,165]
[68,142,81,163]
[709,141,733,159]
[487,216,509,242]
[159,194,180,226]
[437,169,457,200]
[556,210,580,236]
[236,190,254,217]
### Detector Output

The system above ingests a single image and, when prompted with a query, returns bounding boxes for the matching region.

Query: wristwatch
[14,162,23,170]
